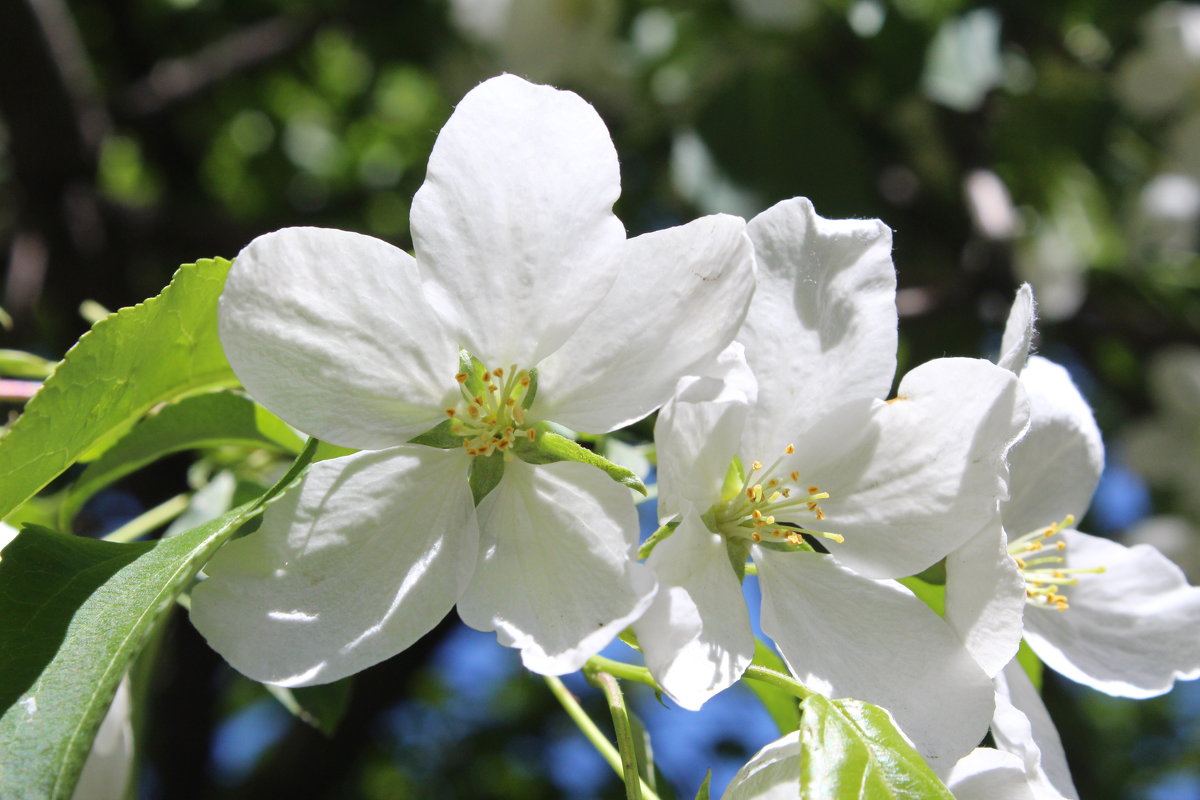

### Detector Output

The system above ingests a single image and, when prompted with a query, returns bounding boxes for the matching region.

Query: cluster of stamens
[1008,514,1105,611]
[708,445,842,547]
[444,364,536,457]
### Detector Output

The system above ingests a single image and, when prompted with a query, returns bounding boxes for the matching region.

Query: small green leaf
[408,418,464,449]
[746,640,801,735]
[265,678,353,738]
[694,770,712,800]
[0,441,315,800]
[799,694,954,800]
[0,258,237,522]
[469,451,506,506]
[61,391,302,527]
[517,430,646,495]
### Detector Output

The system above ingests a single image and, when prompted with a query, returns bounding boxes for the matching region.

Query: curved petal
[655,343,757,520]
[799,357,1028,579]
[992,660,1079,799]
[410,74,626,367]
[945,521,1027,678]
[1023,529,1200,697]
[720,731,801,800]
[998,283,1036,374]
[1003,357,1103,539]
[73,677,133,800]
[946,748,1038,800]
[633,511,755,710]
[457,460,656,674]
[535,214,755,432]
[755,550,994,772]
[219,227,459,449]
[740,197,897,458]
[190,447,478,686]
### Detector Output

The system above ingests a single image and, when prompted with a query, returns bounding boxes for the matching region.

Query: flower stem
[588,671,644,800]
[743,665,814,699]
[543,676,661,800]
[586,655,658,689]
[103,493,189,543]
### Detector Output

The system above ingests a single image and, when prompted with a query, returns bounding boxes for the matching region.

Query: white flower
[189,74,755,685]
[720,730,1038,799]
[632,197,1028,769]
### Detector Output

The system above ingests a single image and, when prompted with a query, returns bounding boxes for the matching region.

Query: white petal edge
[1023,529,1200,697]
[998,283,1036,374]
[457,459,656,675]
[802,357,1028,579]
[190,446,478,686]
[755,550,994,772]
[536,213,755,433]
[633,510,755,710]
[654,342,757,521]
[721,730,801,800]
[740,197,897,459]
[946,748,1038,800]
[219,227,459,449]
[992,660,1079,799]
[410,74,626,367]
[945,521,1028,678]
[1003,356,1104,539]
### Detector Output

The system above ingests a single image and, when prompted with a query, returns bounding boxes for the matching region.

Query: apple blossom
[189,74,755,686]
[632,197,1029,769]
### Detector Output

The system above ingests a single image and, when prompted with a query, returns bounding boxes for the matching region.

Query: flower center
[1008,514,1106,611]
[704,445,842,548]
[444,362,537,458]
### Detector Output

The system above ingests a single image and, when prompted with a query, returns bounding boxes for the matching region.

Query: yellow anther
[455,373,469,383]
[752,533,762,542]
[751,510,763,519]
[790,471,800,482]
[520,375,531,386]
[816,509,826,520]
[752,461,763,471]
[769,491,782,503]
[445,408,457,417]
[1055,601,1068,611]
[526,429,537,441]
[785,444,795,454]
[493,367,504,378]
[808,486,820,494]
[1056,541,1067,550]
[767,478,779,487]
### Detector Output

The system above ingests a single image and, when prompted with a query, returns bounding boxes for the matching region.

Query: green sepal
[514,428,647,495]
[694,770,712,800]
[469,452,506,506]
[1017,639,1043,691]
[914,558,947,585]
[522,367,539,409]
[720,456,745,503]
[408,418,464,449]
[458,348,488,397]
[637,519,680,560]
[799,694,954,799]
[725,537,752,583]
[898,576,945,617]
[617,627,642,652]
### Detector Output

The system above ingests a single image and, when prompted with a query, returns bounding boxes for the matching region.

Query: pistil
[445,362,535,458]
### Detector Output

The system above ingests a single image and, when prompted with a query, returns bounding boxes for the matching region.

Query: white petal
[410,74,626,367]
[190,447,478,686]
[654,343,757,520]
[803,357,1028,579]
[992,660,1079,799]
[1003,357,1103,539]
[536,214,755,432]
[219,227,458,449]
[740,197,897,458]
[457,460,656,674]
[756,550,994,772]
[1024,529,1200,697]
[945,522,1027,677]
[720,730,801,800]
[946,748,1038,800]
[998,283,1036,374]
[633,511,755,710]
[72,677,133,800]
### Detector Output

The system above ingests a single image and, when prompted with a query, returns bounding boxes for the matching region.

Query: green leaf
[746,640,802,735]
[799,694,954,800]
[898,576,946,617]
[515,429,646,495]
[61,391,302,527]
[0,258,237,522]
[265,678,353,738]
[0,439,315,800]
[469,451,505,506]
[694,770,712,800]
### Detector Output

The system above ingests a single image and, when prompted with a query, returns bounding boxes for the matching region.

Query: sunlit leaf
[0,259,237,523]
[799,694,953,799]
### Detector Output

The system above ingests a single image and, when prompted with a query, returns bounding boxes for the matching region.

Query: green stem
[586,656,658,689]
[543,676,661,800]
[743,665,814,699]
[103,493,189,543]
[589,671,643,800]
[637,520,679,560]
